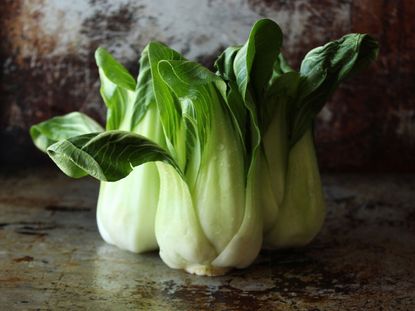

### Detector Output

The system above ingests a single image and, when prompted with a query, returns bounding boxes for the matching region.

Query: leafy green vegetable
[30,112,104,152]
[263,33,378,248]
[46,131,177,181]
[215,20,378,249]
[31,47,169,253]
[153,57,261,275]
[95,47,136,131]
[291,33,379,146]
[30,18,378,275]
[96,46,169,253]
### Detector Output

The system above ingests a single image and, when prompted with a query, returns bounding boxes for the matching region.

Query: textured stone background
[1,0,414,172]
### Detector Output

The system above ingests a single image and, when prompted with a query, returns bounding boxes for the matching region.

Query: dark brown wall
[316,0,415,172]
[1,0,414,172]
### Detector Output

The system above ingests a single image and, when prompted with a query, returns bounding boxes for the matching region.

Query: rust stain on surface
[2,0,59,65]
[13,256,34,263]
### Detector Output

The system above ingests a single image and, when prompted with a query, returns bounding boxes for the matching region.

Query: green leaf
[218,19,282,162]
[30,112,104,153]
[47,131,179,181]
[95,47,136,130]
[95,47,136,91]
[233,19,283,102]
[222,80,248,149]
[146,42,186,166]
[157,59,232,184]
[269,53,294,86]
[157,60,212,151]
[131,44,157,130]
[290,34,379,145]
[214,46,241,81]
[214,47,248,149]
[228,19,284,163]
[157,60,229,142]
[300,34,379,80]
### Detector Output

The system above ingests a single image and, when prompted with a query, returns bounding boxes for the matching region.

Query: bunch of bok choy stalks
[30,19,378,276]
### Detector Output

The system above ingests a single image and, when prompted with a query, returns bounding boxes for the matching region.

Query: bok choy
[215,21,378,249]
[31,45,166,253]
[30,18,378,276]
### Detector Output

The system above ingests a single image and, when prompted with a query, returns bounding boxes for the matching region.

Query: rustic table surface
[1,168,414,310]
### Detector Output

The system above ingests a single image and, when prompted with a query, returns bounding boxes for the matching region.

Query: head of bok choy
[215,20,379,249]
[31,45,167,254]
[30,18,378,276]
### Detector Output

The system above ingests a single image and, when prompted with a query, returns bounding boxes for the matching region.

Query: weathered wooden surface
[0,169,414,310]
[1,0,414,171]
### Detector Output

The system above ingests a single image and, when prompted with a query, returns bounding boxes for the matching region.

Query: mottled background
[1,0,414,172]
